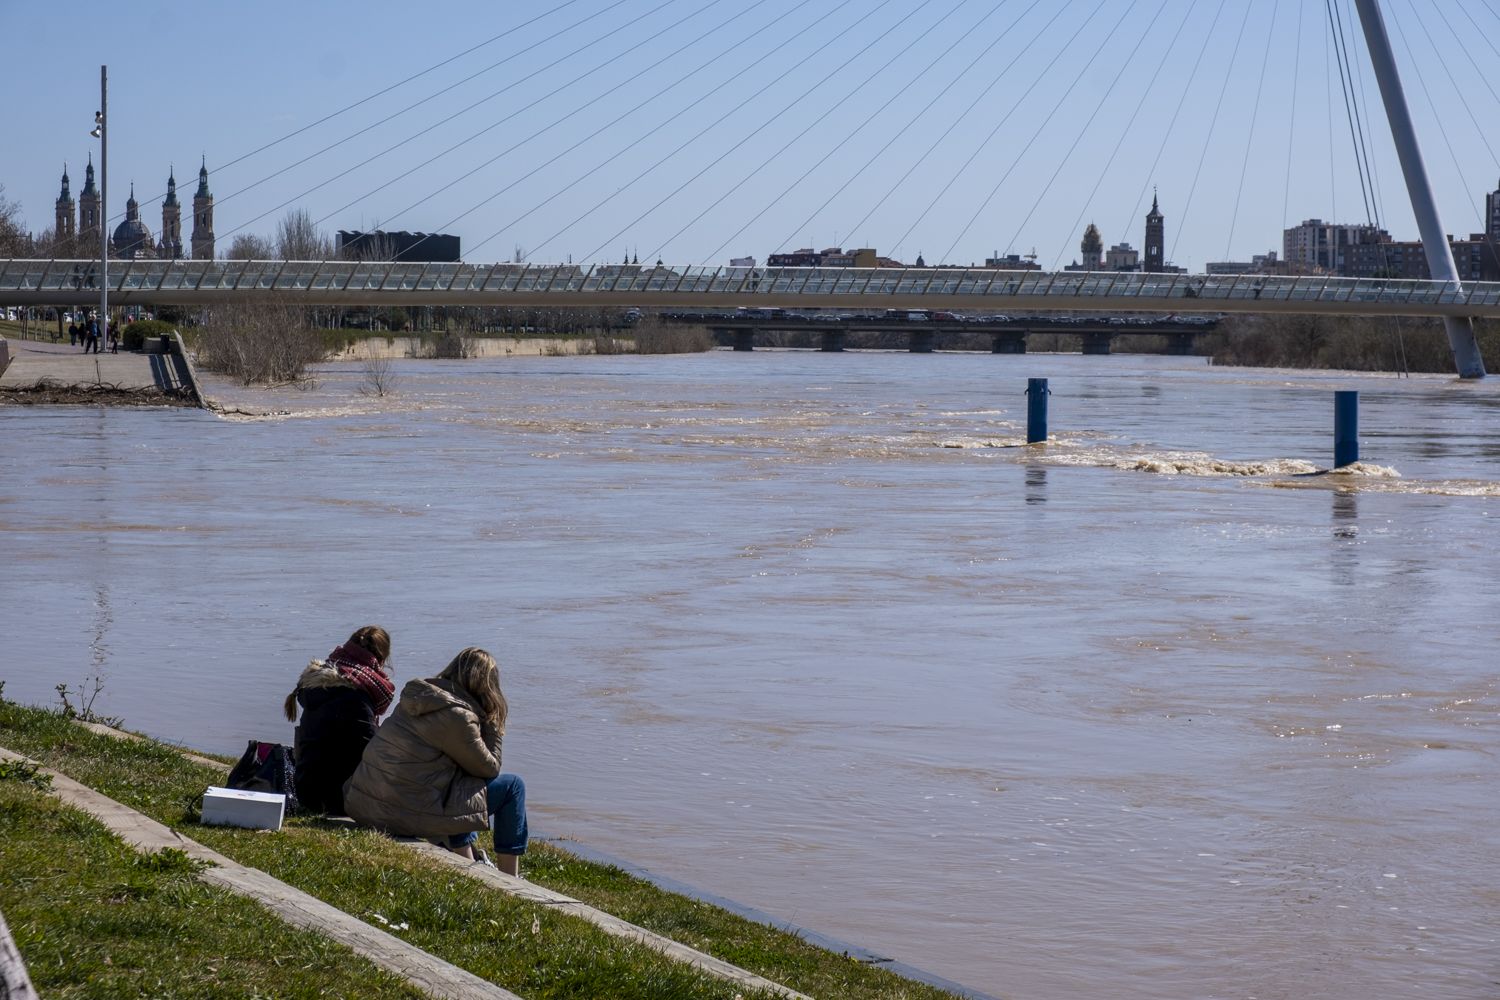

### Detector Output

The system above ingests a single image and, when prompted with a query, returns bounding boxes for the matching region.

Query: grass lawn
[0,763,424,999]
[0,698,964,999]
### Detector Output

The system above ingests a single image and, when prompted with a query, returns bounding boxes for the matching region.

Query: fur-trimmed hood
[296,658,358,692]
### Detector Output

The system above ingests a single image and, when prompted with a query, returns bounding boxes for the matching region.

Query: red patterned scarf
[327,643,395,716]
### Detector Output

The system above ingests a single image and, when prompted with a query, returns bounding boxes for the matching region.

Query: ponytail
[284,690,299,722]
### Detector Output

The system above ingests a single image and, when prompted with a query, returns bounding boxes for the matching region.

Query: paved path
[0,338,163,390]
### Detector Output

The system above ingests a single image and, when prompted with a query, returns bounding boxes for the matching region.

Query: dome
[112,216,154,256]
[111,184,155,258]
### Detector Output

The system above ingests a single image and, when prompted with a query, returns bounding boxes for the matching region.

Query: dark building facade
[336,230,460,263]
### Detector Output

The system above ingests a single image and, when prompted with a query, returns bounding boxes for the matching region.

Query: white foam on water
[1045,447,1320,477]
[934,436,1029,449]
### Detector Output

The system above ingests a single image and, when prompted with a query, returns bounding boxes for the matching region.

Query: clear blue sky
[3,0,1497,268]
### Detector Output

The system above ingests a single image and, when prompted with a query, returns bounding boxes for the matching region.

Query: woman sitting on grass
[343,647,528,875]
[284,625,395,815]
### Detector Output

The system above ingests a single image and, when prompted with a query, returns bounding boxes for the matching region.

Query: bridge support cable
[1168,1,1254,266]
[1353,0,1486,378]
[1343,0,1393,225]
[458,0,855,262]
[952,0,1144,266]
[517,1,927,262]
[731,0,1029,265]
[24,2,594,262]
[886,0,1096,261]
[828,1,1066,261]
[1327,0,1379,226]
[1000,0,1168,269]
[1052,1,1195,270]
[1397,0,1500,279]
[647,0,989,264]
[315,0,776,252]
[993,0,1168,270]
[207,0,690,252]
[1224,0,1282,261]
[577,0,941,264]
[1117,0,1228,253]
[1281,0,1305,234]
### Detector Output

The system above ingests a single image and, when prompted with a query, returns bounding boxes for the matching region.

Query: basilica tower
[161,167,183,259]
[55,165,76,244]
[79,155,100,247]
[191,157,215,260]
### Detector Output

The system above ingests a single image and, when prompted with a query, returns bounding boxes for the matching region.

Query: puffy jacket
[290,660,380,815]
[343,677,503,837]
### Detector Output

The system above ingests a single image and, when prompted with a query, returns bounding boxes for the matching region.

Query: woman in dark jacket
[284,625,395,814]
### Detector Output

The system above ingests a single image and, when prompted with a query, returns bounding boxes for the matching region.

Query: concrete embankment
[0,335,204,407]
[329,335,623,360]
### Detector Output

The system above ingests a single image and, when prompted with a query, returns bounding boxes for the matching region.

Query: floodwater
[4,350,1498,998]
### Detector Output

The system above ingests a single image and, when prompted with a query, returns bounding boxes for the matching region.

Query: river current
[4,350,1497,998]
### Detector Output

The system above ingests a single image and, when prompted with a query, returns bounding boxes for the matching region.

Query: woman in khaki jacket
[344,647,528,874]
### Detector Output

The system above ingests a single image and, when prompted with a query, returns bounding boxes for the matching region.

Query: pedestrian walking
[68,321,78,346]
[107,321,119,354]
[86,316,100,354]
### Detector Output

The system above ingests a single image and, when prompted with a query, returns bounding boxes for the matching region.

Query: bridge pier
[908,329,935,353]
[731,329,755,352]
[820,330,846,352]
[1080,332,1113,355]
[1165,333,1194,356]
[991,331,1026,354]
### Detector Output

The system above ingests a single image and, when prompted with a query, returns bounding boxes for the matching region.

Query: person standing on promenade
[284,625,395,815]
[344,647,528,875]
[107,320,118,354]
[85,315,100,354]
[68,320,77,346]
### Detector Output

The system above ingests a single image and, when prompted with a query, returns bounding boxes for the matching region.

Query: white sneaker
[472,849,496,868]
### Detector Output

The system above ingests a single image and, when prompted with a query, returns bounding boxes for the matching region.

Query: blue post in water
[1026,378,1049,444]
[1334,390,1359,468]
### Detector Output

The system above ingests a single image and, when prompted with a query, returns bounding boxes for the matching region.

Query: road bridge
[3,260,1500,321]
[664,312,1218,354]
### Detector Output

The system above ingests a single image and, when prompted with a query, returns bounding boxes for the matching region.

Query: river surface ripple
[3,352,1498,998]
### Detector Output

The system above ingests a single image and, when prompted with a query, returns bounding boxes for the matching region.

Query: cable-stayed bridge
[11,0,1500,374]
[3,259,1500,320]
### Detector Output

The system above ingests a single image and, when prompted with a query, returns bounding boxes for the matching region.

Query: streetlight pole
[1352,0,1486,379]
[97,65,108,343]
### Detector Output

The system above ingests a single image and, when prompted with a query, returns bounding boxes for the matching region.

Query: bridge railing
[4,259,1500,310]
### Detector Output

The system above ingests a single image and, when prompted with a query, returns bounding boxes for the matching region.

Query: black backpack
[225,740,300,815]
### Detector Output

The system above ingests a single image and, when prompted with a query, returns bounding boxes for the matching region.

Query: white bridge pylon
[3,260,1500,320]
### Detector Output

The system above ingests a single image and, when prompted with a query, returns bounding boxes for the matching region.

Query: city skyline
[4,0,1499,268]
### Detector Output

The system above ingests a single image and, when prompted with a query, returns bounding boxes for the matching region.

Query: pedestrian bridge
[4,259,1500,319]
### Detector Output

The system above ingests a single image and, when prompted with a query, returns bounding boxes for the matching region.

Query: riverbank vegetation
[1203,314,1500,373]
[0,695,964,1000]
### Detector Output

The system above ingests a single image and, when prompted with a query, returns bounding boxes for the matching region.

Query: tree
[0,184,30,257]
[275,207,332,260]
[224,233,275,260]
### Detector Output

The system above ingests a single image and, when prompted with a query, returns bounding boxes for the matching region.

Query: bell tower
[79,155,100,246]
[161,167,183,259]
[1081,223,1103,269]
[191,157,215,260]
[55,164,76,244]
[1144,193,1165,273]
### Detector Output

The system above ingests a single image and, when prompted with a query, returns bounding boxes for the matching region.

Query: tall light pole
[91,66,107,340]
[1352,0,1486,379]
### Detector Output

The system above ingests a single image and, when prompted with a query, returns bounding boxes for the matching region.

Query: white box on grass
[201,786,285,831]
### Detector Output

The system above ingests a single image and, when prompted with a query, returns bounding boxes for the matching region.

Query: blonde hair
[438,647,508,730]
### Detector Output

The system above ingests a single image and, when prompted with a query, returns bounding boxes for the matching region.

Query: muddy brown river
[4,350,1497,997]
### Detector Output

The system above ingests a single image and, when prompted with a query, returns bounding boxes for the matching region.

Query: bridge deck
[4,260,1500,318]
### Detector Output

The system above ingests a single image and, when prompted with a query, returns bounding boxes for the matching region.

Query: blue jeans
[439,773,528,853]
